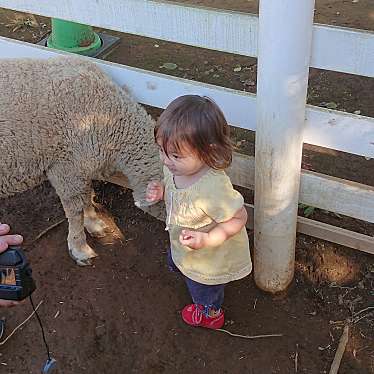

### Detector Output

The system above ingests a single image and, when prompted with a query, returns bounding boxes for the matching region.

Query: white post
[254,0,315,292]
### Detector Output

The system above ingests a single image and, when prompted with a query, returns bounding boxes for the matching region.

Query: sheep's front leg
[47,171,98,266]
[66,208,98,266]
[84,191,113,238]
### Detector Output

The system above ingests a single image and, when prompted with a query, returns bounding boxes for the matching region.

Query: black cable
[29,295,51,361]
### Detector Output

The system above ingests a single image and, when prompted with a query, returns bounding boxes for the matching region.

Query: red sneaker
[181,304,224,329]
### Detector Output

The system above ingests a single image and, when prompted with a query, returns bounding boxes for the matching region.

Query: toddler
[146,95,252,329]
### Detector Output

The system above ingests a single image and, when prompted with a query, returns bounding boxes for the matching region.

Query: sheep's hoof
[84,217,114,238]
[75,258,93,267]
[68,243,98,266]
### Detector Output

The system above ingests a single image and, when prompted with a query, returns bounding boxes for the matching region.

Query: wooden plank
[244,204,374,255]
[244,204,254,230]
[297,216,374,256]
[300,170,374,224]
[227,153,255,190]
[229,153,374,224]
[0,0,373,77]
[1,36,374,158]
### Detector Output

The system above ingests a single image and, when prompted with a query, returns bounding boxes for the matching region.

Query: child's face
[157,139,206,177]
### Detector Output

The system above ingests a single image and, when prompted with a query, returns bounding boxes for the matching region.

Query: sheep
[0,56,163,265]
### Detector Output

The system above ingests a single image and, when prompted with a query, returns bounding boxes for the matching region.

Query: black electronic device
[0,245,57,373]
[0,246,36,301]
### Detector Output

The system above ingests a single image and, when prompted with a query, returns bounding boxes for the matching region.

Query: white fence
[1,1,374,157]
[0,0,373,291]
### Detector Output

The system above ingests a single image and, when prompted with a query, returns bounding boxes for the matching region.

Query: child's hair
[154,95,232,169]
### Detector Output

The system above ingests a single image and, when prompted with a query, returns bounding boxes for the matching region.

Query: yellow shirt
[163,166,252,285]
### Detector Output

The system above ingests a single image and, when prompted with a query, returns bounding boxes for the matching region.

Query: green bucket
[47,19,101,56]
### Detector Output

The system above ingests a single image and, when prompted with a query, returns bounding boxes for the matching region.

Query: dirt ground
[0,1,373,373]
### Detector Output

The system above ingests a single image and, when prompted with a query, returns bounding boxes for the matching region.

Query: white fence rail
[229,153,374,225]
[0,0,373,78]
[1,36,374,159]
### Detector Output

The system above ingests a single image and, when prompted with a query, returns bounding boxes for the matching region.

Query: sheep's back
[0,56,158,197]
[0,57,114,195]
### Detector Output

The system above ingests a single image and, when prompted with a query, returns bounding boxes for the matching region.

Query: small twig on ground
[30,218,66,244]
[356,345,369,354]
[0,300,43,346]
[216,329,282,339]
[352,313,373,324]
[329,325,349,374]
[329,320,345,325]
[295,344,299,373]
[329,283,356,291]
[329,331,335,342]
[354,306,374,317]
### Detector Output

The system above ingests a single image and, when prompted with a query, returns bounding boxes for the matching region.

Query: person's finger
[0,240,8,252]
[146,191,157,199]
[146,189,156,197]
[179,237,190,246]
[149,186,161,193]
[146,196,158,202]
[149,181,160,188]
[0,299,19,307]
[1,234,23,246]
[0,224,10,235]
[179,234,194,246]
[181,230,193,240]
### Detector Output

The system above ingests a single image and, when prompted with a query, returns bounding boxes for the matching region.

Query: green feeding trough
[39,19,120,58]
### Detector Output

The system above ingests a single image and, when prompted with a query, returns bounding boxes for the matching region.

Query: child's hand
[146,181,164,202]
[179,229,208,250]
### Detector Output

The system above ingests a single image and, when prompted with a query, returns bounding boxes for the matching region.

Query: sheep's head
[128,153,165,222]
[110,86,165,220]
[113,125,164,221]
[130,149,164,217]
